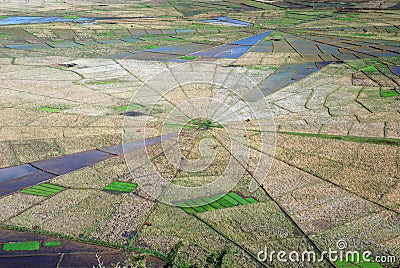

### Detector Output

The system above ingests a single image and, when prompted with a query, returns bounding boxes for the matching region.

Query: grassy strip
[145,45,159,49]
[38,107,62,113]
[278,131,400,146]
[114,104,142,111]
[3,241,40,251]
[30,185,61,193]
[20,189,53,197]
[362,65,379,73]
[44,241,61,247]
[381,90,399,98]
[180,55,199,61]
[103,182,137,193]
[216,197,236,208]
[40,183,65,190]
[221,194,239,206]
[246,197,258,204]
[192,199,215,212]
[176,192,258,214]
[21,183,65,196]
[227,192,250,205]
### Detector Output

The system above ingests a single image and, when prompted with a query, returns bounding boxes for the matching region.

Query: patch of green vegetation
[338,17,357,21]
[103,181,138,193]
[206,248,230,267]
[44,241,62,247]
[160,15,172,18]
[145,45,159,49]
[0,33,11,38]
[190,23,220,30]
[353,33,377,37]
[362,65,379,73]
[37,106,68,113]
[167,36,183,41]
[132,5,148,9]
[21,183,65,197]
[180,55,199,61]
[188,118,223,129]
[49,39,66,43]
[63,15,80,19]
[0,15,8,19]
[385,26,399,31]
[3,241,40,251]
[277,131,400,146]
[381,90,399,98]
[264,19,282,24]
[114,104,143,112]
[334,253,382,268]
[248,65,279,71]
[264,31,283,40]
[125,254,147,268]
[98,31,116,37]
[176,192,258,214]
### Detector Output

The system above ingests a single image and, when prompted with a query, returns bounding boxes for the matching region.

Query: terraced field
[0,0,399,267]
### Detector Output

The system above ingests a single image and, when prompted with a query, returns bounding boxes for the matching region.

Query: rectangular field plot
[175,192,258,214]
[20,183,65,197]
[2,241,40,251]
[102,181,137,193]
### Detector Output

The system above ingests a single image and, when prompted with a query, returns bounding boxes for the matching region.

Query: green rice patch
[248,65,279,71]
[63,15,79,19]
[37,106,66,113]
[0,33,11,38]
[246,197,258,204]
[167,37,182,41]
[381,90,399,98]
[114,104,143,112]
[20,189,53,197]
[180,55,199,61]
[103,181,138,193]
[0,15,9,19]
[227,192,250,205]
[362,66,379,73]
[21,183,65,197]
[3,241,40,251]
[176,192,258,214]
[133,5,148,9]
[98,31,115,37]
[338,17,357,21]
[354,33,376,37]
[44,241,62,247]
[334,252,382,268]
